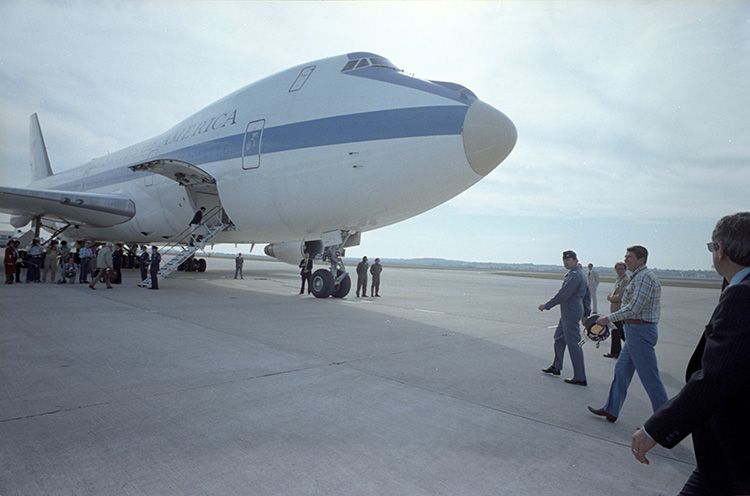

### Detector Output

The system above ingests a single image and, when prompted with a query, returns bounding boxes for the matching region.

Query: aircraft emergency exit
[0,52,517,298]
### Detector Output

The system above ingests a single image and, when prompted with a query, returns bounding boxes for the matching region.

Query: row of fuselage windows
[341,56,399,72]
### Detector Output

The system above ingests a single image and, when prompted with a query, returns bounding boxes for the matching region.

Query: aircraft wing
[0,186,136,228]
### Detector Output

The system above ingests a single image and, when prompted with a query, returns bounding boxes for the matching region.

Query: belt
[623,319,655,324]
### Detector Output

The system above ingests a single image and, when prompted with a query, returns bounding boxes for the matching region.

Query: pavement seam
[354,369,696,468]
[0,365,320,424]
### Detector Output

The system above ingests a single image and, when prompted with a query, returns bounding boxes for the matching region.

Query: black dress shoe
[541,366,561,376]
[603,353,619,359]
[587,406,617,422]
[564,378,588,386]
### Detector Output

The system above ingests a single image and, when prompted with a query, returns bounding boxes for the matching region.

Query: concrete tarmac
[1,259,715,495]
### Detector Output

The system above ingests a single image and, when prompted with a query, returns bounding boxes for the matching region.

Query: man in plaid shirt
[587,245,668,423]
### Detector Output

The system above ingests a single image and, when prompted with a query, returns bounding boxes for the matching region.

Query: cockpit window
[369,56,392,68]
[342,56,399,73]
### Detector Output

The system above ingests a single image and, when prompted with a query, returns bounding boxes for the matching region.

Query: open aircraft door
[129,159,225,232]
[129,159,216,192]
[241,119,265,170]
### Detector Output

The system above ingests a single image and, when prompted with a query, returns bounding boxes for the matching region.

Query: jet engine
[264,240,323,266]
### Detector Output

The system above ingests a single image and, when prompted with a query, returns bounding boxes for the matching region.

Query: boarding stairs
[139,206,228,286]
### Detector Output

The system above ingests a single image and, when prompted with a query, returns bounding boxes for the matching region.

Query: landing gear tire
[331,272,351,298]
[197,258,207,272]
[311,269,334,298]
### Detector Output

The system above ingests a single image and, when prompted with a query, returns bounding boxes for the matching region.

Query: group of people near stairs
[3,204,212,290]
[4,237,162,290]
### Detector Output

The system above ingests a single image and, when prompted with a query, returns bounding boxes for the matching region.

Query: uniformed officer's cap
[562,250,577,260]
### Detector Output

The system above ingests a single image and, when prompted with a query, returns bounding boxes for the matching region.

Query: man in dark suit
[631,212,750,495]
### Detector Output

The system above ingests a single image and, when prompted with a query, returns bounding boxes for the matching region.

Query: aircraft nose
[462,100,517,176]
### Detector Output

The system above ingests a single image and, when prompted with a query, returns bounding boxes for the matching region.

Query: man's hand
[538,304,545,312]
[631,427,658,465]
[596,315,610,326]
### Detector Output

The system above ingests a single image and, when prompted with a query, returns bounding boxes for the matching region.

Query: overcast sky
[1,1,748,270]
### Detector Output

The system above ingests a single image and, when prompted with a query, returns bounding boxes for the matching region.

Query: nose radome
[462,100,517,176]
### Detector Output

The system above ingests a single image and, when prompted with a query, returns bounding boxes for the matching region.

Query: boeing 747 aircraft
[0,52,516,297]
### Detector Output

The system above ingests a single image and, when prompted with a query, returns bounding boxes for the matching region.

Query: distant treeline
[210,252,721,281]
[339,257,721,281]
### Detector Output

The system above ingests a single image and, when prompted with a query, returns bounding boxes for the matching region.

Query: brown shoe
[587,406,617,422]
[564,378,588,386]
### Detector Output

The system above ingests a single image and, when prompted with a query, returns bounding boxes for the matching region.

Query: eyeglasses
[706,242,717,253]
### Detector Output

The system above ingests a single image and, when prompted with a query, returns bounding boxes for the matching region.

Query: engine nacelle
[264,240,323,266]
[10,214,32,228]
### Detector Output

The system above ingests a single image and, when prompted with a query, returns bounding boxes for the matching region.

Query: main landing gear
[311,245,351,299]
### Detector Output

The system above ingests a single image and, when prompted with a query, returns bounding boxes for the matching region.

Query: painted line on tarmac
[414,308,445,314]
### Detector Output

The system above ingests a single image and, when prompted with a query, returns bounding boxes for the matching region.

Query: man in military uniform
[138,245,149,284]
[538,250,591,386]
[355,256,369,297]
[370,258,383,297]
[149,245,161,290]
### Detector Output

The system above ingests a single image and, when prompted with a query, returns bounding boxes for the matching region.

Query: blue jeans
[603,322,668,416]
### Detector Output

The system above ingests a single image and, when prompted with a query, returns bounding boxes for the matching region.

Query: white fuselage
[29,52,516,246]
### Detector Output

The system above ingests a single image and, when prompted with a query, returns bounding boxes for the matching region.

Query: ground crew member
[356,256,369,297]
[149,245,161,289]
[139,245,149,284]
[298,252,312,294]
[235,252,244,280]
[370,258,382,297]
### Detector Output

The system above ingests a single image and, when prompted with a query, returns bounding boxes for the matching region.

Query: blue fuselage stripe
[51,105,468,191]
[162,105,467,164]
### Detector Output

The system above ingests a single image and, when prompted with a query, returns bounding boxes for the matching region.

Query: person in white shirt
[587,263,600,313]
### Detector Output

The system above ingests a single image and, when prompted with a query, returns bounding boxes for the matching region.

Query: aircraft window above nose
[341,56,399,73]
[368,57,397,69]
